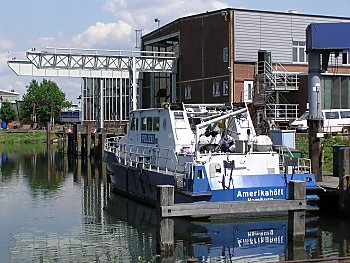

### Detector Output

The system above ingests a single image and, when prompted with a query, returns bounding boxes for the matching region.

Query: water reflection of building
[9,155,154,262]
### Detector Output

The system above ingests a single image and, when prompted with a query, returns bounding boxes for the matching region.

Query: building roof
[0,89,19,96]
[142,8,350,40]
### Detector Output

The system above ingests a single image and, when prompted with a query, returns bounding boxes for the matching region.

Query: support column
[171,61,177,103]
[77,125,82,156]
[73,123,78,155]
[229,10,234,103]
[100,79,104,129]
[131,57,137,111]
[308,50,323,181]
[86,125,91,157]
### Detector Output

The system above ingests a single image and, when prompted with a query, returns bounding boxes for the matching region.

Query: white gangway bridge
[8,47,177,128]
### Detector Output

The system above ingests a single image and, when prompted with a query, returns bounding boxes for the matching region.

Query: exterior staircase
[253,61,300,133]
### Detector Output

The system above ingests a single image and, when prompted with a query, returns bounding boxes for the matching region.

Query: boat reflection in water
[104,191,318,262]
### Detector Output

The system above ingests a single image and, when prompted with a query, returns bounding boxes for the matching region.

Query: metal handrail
[105,137,192,176]
[255,61,299,91]
[277,146,311,174]
[263,104,299,121]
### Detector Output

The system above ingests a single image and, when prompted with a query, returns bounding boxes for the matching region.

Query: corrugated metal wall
[234,10,350,63]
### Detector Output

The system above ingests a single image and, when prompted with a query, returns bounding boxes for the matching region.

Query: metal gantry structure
[8,47,177,128]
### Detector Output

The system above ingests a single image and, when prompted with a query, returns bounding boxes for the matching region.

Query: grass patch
[296,133,349,173]
[0,130,57,144]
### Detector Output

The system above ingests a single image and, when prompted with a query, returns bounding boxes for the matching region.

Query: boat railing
[118,143,191,177]
[276,146,312,174]
[104,136,122,153]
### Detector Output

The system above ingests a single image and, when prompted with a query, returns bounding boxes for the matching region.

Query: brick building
[141,8,350,128]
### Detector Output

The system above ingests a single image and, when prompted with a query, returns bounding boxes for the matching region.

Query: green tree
[0,101,17,123]
[20,79,71,126]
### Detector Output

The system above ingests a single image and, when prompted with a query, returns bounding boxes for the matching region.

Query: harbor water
[0,145,349,262]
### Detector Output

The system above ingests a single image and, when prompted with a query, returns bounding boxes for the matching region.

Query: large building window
[223,47,228,63]
[342,52,350,65]
[184,85,191,99]
[321,76,350,109]
[292,41,307,63]
[212,82,220,97]
[243,81,253,102]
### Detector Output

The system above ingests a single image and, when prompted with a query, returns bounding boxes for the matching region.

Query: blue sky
[1,0,350,102]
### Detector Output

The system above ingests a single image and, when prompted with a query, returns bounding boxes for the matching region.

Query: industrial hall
[141,8,350,130]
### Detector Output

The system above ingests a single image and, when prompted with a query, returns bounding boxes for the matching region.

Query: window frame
[342,52,350,65]
[243,80,253,102]
[153,117,160,131]
[223,80,229,96]
[292,40,308,64]
[141,117,147,130]
[212,82,220,97]
[184,85,191,99]
[223,47,228,63]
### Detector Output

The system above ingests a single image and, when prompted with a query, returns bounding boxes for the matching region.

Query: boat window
[147,117,153,131]
[141,117,147,130]
[130,117,135,130]
[197,170,204,179]
[324,111,340,119]
[130,117,139,131]
[153,117,160,131]
[340,111,350,118]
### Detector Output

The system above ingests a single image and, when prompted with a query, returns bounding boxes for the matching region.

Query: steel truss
[8,48,177,128]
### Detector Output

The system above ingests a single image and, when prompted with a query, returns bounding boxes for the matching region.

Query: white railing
[255,61,299,91]
[264,104,299,122]
[104,137,193,177]
[277,147,311,174]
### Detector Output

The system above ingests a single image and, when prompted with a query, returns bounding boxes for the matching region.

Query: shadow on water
[0,145,350,262]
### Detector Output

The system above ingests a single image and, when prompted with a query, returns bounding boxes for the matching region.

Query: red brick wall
[234,63,254,102]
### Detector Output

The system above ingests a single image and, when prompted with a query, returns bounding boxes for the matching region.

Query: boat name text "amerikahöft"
[237,188,284,200]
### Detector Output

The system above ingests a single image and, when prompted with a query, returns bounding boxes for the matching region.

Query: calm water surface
[0,145,349,262]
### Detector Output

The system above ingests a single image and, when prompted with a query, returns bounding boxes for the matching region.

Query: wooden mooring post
[86,125,91,157]
[156,185,174,256]
[288,180,306,261]
[46,122,51,151]
[338,146,350,216]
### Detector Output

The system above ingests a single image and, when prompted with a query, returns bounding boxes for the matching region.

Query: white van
[290,109,350,133]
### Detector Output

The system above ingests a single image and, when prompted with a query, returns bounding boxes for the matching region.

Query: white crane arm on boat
[195,107,248,131]
[195,107,249,159]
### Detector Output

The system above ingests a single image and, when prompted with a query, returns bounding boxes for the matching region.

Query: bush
[296,134,349,173]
